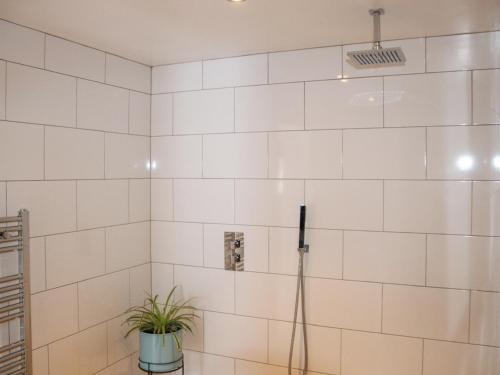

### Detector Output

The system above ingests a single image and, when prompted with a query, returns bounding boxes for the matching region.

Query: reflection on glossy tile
[204,54,267,89]
[474,69,500,125]
[472,181,500,236]
[105,133,150,178]
[470,291,500,347]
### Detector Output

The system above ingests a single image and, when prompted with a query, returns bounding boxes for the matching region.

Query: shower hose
[288,247,308,375]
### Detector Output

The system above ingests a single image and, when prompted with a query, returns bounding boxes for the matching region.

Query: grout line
[43,33,46,69]
[43,126,46,180]
[467,290,472,343]
[421,339,425,375]
[424,234,428,286]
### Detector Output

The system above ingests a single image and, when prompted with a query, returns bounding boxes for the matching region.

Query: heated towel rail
[0,210,31,375]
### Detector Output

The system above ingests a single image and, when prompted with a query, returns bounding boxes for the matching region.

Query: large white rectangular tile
[151,136,202,178]
[77,180,128,229]
[427,31,500,71]
[151,179,173,221]
[174,265,234,313]
[129,178,150,222]
[106,54,151,92]
[269,320,341,374]
[31,284,79,348]
[7,63,76,126]
[383,285,469,341]
[343,38,425,78]
[46,229,105,289]
[343,127,426,179]
[129,91,150,135]
[130,263,151,306]
[470,291,500,347]
[183,351,234,375]
[152,62,202,93]
[78,270,129,329]
[306,77,383,129]
[106,222,150,272]
[204,312,267,362]
[32,346,48,375]
[45,126,104,179]
[151,221,203,266]
[269,130,342,179]
[45,35,105,81]
[341,331,422,375]
[107,315,138,364]
[0,61,5,119]
[174,179,234,223]
[203,54,267,89]
[183,311,204,352]
[427,235,500,291]
[384,71,471,127]
[269,46,342,83]
[30,237,46,294]
[423,340,500,375]
[235,180,304,227]
[7,181,76,236]
[203,133,268,178]
[384,181,471,234]
[151,263,173,298]
[0,182,5,217]
[306,180,383,230]
[344,231,426,285]
[0,20,44,67]
[235,83,304,132]
[203,224,268,272]
[151,94,173,135]
[105,133,149,178]
[235,361,319,375]
[94,357,133,375]
[474,69,500,125]
[174,88,234,134]
[306,278,382,331]
[77,79,128,133]
[0,121,44,180]
[472,181,500,236]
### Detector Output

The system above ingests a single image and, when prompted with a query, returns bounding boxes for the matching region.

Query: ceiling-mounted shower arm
[369,8,385,50]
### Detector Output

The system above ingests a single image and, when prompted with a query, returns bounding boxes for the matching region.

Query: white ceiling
[0,0,499,66]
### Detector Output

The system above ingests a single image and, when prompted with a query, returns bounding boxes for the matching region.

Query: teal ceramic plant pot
[139,331,183,372]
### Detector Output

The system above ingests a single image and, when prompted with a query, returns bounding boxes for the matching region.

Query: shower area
[0,1,499,374]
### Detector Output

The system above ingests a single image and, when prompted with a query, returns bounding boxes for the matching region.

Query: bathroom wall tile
[7,181,76,236]
[427,31,500,71]
[0,182,5,217]
[0,121,44,180]
[174,179,234,223]
[0,61,6,119]
[269,130,342,179]
[384,71,471,127]
[472,181,500,236]
[203,133,268,178]
[105,133,150,178]
[427,235,500,291]
[106,222,150,272]
[204,224,268,272]
[32,346,49,375]
[105,54,151,92]
[269,46,342,83]
[474,69,500,125]
[306,278,382,331]
[129,179,150,222]
[31,284,79,348]
[151,263,173,297]
[203,54,267,89]
[423,340,500,375]
[130,263,151,306]
[151,94,173,135]
[383,285,469,341]
[107,315,138,364]
[49,324,107,375]
[151,179,173,221]
[235,361,319,375]
[235,83,304,132]
[46,229,105,288]
[183,311,204,352]
[152,62,202,93]
[269,227,343,279]
[151,135,202,178]
[77,79,128,133]
[129,91,151,135]
[45,35,105,81]
[470,291,500,347]
[0,19,44,67]
[343,38,425,78]
[235,180,304,227]
[95,357,133,375]
[343,127,426,179]
[344,231,426,285]
[174,88,234,134]
[236,272,297,321]
[384,181,471,234]
[45,126,104,180]
[78,270,130,329]
[204,312,267,362]
[305,77,383,129]
[184,351,234,375]
[268,320,341,374]
[174,265,234,313]
[151,221,203,266]
[341,330,422,375]
[7,63,76,126]
[306,180,383,230]
[30,237,46,294]
[77,180,128,230]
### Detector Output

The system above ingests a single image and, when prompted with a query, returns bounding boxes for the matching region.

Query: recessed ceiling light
[227,0,246,2]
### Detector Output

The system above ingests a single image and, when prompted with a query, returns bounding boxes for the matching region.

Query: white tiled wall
[0,19,150,375]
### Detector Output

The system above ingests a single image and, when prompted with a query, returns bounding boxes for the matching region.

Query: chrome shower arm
[369,8,385,50]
